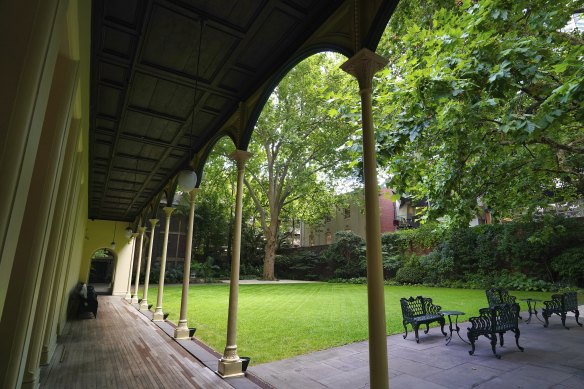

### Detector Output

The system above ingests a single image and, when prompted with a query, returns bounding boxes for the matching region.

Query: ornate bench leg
[403,322,409,339]
[542,312,549,328]
[490,335,500,359]
[414,324,421,343]
[575,309,583,327]
[498,332,504,347]
[468,336,476,356]
[424,323,430,334]
[561,313,569,330]
[439,318,447,337]
[514,329,524,352]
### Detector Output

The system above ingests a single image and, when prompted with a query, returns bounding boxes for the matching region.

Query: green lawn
[140,283,567,364]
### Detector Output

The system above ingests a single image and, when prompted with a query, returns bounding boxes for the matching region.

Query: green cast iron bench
[400,296,447,343]
[542,291,582,329]
[467,302,523,359]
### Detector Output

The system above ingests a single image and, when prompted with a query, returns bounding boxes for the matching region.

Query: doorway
[88,248,116,294]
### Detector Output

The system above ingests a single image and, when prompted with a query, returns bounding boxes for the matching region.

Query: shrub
[382,254,403,278]
[418,251,454,284]
[394,256,426,284]
[323,231,366,279]
[491,270,555,292]
[551,246,584,287]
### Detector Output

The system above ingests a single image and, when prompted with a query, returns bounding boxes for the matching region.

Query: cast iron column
[174,189,199,338]
[218,150,252,377]
[153,207,174,321]
[341,48,389,389]
[131,226,146,304]
[140,218,159,310]
[124,233,138,301]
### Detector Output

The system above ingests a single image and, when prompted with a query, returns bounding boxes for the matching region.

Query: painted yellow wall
[81,220,135,296]
[0,1,93,387]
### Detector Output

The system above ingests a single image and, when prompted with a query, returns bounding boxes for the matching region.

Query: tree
[373,0,584,226]
[246,53,360,280]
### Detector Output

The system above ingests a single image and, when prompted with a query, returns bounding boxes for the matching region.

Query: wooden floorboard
[41,296,233,389]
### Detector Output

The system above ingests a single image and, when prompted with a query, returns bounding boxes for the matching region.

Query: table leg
[454,315,470,344]
[445,315,454,345]
[525,300,534,324]
[532,300,544,324]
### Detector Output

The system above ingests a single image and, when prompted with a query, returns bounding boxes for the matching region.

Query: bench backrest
[486,288,516,307]
[563,291,578,310]
[493,303,520,331]
[470,303,520,333]
[549,291,579,311]
[400,296,440,318]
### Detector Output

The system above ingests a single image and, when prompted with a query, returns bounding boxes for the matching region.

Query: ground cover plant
[143,283,569,364]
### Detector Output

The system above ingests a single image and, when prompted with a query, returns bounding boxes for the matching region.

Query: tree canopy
[373,0,584,225]
[245,52,360,279]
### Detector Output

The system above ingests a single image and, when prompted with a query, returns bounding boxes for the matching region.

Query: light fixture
[111,221,117,250]
[178,169,197,191]
[124,225,133,239]
[178,19,203,193]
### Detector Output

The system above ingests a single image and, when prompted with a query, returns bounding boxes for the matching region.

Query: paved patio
[250,307,584,388]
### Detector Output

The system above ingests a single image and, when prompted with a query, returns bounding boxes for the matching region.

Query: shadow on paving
[250,306,584,389]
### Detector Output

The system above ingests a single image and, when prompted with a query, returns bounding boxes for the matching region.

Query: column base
[40,339,57,365]
[124,293,132,302]
[152,309,164,321]
[217,358,244,378]
[21,369,40,389]
[139,299,149,311]
[174,326,190,339]
[131,296,139,304]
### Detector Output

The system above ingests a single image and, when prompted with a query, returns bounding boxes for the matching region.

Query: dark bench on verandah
[467,302,523,359]
[542,291,582,329]
[76,283,98,318]
[400,296,447,343]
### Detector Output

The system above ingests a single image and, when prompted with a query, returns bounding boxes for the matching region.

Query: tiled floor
[250,307,584,388]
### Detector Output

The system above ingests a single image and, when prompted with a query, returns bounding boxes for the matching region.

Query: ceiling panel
[89,0,397,221]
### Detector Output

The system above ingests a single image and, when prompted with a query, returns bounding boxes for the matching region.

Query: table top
[520,298,542,302]
[440,310,465,315]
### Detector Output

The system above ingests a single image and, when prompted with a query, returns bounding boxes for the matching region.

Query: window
[344,207,351,219]
[325,229,332,244]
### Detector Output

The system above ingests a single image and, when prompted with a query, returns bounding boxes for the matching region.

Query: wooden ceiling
[89,0,398,222]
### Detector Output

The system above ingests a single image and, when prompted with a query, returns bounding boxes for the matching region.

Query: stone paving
[249,307,584,388]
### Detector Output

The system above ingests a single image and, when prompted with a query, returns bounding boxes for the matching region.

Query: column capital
[188,188,200,204]
[341,48,388,92]
[138,226,146,234]
[149,218,159,227]
[163,206,175,217]
[131,232,139,239]
[229,150,253,170]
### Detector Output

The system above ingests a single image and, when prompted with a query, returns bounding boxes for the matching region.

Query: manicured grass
[141,283,570,364]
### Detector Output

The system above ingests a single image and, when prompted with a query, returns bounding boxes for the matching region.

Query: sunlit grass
[141,283,568,364]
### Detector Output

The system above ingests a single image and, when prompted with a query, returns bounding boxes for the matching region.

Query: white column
[218,150,252,377]
[124,233,138,301]
[174,189,198,339]
[139,218,159,311]
[131,226,146,304]
[153,207,174,321]
[341,48,389,389]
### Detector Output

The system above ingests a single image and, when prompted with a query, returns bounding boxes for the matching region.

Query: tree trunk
[262,223,278,280]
